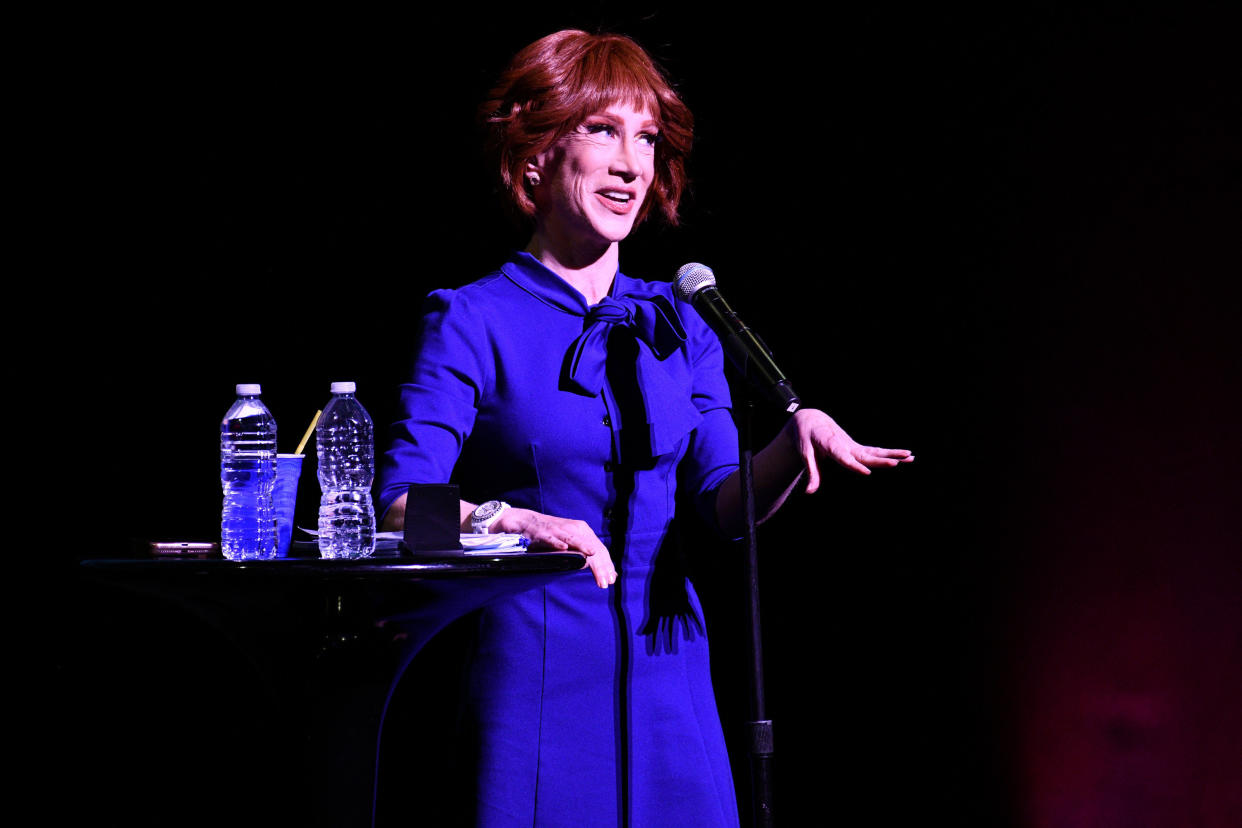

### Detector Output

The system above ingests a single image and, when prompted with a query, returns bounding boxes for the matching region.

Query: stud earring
[527,172,541,187]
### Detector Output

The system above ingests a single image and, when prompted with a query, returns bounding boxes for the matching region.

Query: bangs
[565,42,664,126]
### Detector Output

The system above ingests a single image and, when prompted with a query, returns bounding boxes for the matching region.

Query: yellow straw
[294,410,322,455]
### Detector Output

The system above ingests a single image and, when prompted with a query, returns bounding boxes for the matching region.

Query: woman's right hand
[496,507,617,589]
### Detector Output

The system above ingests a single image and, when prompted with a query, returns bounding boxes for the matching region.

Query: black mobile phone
[149,542,220,559]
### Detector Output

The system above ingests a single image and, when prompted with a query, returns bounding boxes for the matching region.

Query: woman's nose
[610,138,639,181]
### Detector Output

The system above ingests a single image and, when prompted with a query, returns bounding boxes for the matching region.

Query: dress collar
[500,250,611,315]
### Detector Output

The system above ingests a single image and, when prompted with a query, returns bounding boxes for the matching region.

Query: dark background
[47,4,1239,825]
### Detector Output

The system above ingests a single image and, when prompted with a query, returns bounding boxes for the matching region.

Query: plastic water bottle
[316,381,376,558]
[220,383,278,560]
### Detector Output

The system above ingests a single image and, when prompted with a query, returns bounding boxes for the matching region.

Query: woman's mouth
[597,189,636,213]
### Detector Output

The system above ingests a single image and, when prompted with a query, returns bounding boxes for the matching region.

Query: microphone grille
[674,262,716,301]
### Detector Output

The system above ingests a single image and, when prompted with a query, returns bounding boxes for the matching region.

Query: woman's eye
[638,132,660,147]
[585,123,616,137]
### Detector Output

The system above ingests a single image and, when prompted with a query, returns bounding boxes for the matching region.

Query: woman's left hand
[784,408,914,493]
[494,506,618,588]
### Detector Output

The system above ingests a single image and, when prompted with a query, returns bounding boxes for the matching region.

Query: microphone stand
[737,387,775,827]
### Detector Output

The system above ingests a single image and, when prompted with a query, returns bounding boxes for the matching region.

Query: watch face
[475,501,503,520]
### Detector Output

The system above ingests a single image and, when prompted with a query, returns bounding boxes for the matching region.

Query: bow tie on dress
[563,294,703,460]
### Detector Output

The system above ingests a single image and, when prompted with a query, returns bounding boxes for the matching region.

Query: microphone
[675,262,801,413]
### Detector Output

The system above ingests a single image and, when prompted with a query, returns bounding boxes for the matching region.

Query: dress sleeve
[375,289,490,522]
[677,299,741,536]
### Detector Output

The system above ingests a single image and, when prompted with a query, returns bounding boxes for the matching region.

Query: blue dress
[377,252,741,827]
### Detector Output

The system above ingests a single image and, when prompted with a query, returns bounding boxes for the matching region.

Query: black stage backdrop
[46,5,1240,826]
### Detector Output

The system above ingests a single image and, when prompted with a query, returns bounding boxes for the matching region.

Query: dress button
[604,461,614,472]
[602,415,611,427]
[603,507,613,520]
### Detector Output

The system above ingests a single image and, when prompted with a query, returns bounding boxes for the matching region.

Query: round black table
[79,551,586,827]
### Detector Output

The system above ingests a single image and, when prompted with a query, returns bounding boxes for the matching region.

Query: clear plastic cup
[273,453,305,557]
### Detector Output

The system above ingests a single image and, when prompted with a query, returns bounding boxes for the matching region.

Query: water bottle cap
[236,383,262,395]
[330,381,356,394]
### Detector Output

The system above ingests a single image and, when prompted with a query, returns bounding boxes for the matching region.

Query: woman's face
[532,103,659,253]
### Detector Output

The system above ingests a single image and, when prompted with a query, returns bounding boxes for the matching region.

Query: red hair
[480,30,694,226]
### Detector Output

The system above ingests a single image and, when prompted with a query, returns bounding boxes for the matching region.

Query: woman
[377,30,912,826]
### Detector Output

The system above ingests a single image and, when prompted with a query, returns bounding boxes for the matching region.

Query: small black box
[401,483,464,554]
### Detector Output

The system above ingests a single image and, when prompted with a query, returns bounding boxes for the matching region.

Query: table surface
[80,548,587,579]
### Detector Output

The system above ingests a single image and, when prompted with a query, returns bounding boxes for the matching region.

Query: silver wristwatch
[471,500,510,534]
